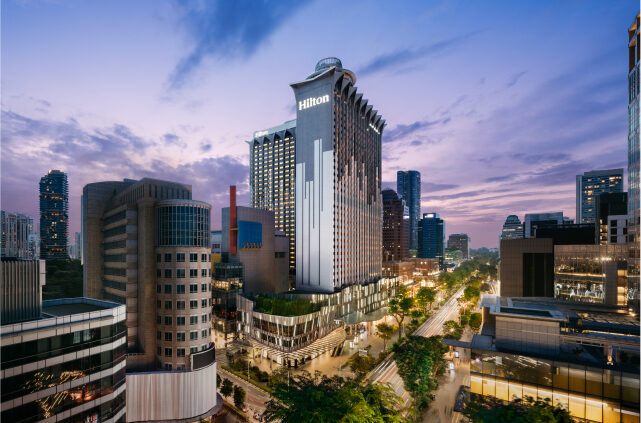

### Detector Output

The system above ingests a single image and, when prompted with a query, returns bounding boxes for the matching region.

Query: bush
[254,295,319,316]
[443,320,463,340]
[469,313,482,332]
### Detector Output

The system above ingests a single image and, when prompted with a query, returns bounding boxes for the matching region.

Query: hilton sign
[298,94,330,111]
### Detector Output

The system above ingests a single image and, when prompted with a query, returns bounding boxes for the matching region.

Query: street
[217,365,271,420]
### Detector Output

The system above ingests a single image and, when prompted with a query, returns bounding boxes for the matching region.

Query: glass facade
[470,350,640,422]
[418,213,445,269]
[39,169,68,259]
[396,170,421,255]
[1,320,127,423]
[155,201,211,247]
[628,14,640,307]
[501,215,524,240]
[576,170,624,225]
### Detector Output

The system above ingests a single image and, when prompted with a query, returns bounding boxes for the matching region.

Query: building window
[190,284,198,293]
[157,300,161,309]
[157,346,162,356]
[176,284,185,294]
[177,316,185,326]
[190,315,198,325]
[190,253,198,262]
[165,300,172,310]
[201,254,208,262]
[157,315,162,324]
[164,269,172,278]
[190,300,198,309]
[176,252,185,262]
[177,348,186,357]
[201,299,207,308]
[176,300,185,310]
[157,331,161,340]
[157,284,161,293]
[177,269,186,278]
[165,253,172,262]
[201,329,208,338]
[156,254,161,263]
[177,332,185,342]
[165,316,172,326]
[164,284,172,294]
[201,283,208,292]
[201,315,208,323]
[165,332,172,341]
[201,269,208,277]
[190,269,198,278]
[156,269,161,278]
[190,331,198,340]
[165,348,172,357]
[190,346,198,354]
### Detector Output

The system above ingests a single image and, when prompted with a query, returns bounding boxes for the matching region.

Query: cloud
[422,182,459,192]
[506,71,526,88]
[168,0,311,89]
[384,118,450,143]
[358,30,484,76]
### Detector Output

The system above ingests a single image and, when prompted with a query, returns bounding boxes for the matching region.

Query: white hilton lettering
[298,94,330,110]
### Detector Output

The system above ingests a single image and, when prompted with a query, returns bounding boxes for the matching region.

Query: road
[367,286,465,409]
[217,365,271,420]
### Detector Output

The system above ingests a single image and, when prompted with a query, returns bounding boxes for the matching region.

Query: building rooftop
[42,302,107,316]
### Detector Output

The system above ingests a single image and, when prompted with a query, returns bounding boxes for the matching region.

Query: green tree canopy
[463,395,574,423]
[443,320,463,340]
[376,322,395,351]
[220,378,233,398]
[415,287,436,313]
[233,385,246,409]
[263,372,405,423]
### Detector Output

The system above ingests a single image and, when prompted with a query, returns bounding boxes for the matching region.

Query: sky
[1,0,638,248]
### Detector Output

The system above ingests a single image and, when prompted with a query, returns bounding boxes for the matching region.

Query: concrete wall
[495,316,560,355]
[500,238,553,297]
[1,260,44,324]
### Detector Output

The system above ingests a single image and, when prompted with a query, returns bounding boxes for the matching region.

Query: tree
[263,371,404,422]
[469,313,482,332]
[463,395,574,423]
[393,336,447,411]
[416,287,436,313]
[216,373,221,388]
[349,353,375,377]
[376,322,395,352]
[220,378,233,399]
[233,385,246,409]
[443,320,463,340]
[389,286,414,337]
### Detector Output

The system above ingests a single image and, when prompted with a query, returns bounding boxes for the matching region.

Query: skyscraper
[595,192,628,245]
[382,189,409,262]
[576,169,624,224]
[500,215,524,240]
[82,178,220,422]
[628,14,640,307]
[291,57,384,293]
[447,233,470,260]
[524,212,564,238]
[248,119,296,272]
[1,211,34,259]
[397,170,421,256]
[418,213,445,269]
[39,169,68,259]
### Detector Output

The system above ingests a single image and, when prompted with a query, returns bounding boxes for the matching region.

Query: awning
[342,307,389,325]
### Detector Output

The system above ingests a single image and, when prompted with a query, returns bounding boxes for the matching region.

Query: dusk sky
[1,0,638,248]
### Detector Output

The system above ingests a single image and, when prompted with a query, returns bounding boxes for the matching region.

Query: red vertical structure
[230,185,237,256]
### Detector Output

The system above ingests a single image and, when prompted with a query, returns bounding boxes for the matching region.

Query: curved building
[82,179,220,423]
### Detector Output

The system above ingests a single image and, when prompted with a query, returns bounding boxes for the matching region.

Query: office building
[596,192,628,244]
[524,212,564,238]
[453,296,639,423]
[576,169,624,225]
[418,213,445,269]
[82,178,220,422]
[212,261,243,348]
[221,186,289,295]
[500,238,554,297]
[291,57,384,293]
[628,14,640,308]
[448,233,470,260]
[500,215,524,240]
[248,119,296,272]
[382,189,409,262]
[39,170,69,259]
[397,170,421,256]
[555,244,628,306]
[534,223,596,245]
[69,231,82,260]
[1,259,128,423]
[1,211,35,259]
[606,215,628,245]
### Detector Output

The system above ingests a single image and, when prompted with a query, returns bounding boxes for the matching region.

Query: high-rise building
[576,169,624,224]
[499,238,554,298]
[628,14,640,308]
[39,169,68,259]
[1,211,34,259]
[1,259,127,423]
[596,192,628,244]
[447,233,470,260]
[397,170,421,256]
[418,213,445,269]
[248,119,296,272]
[82,178,220,422]
[500,215,524,240]
[382,189,409,262]
[524,212,564,238]
[291,57,384,293]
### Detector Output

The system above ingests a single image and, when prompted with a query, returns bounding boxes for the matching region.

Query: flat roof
[43,302,106,316]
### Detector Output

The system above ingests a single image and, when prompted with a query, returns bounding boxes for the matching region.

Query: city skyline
[1,1,638,248]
